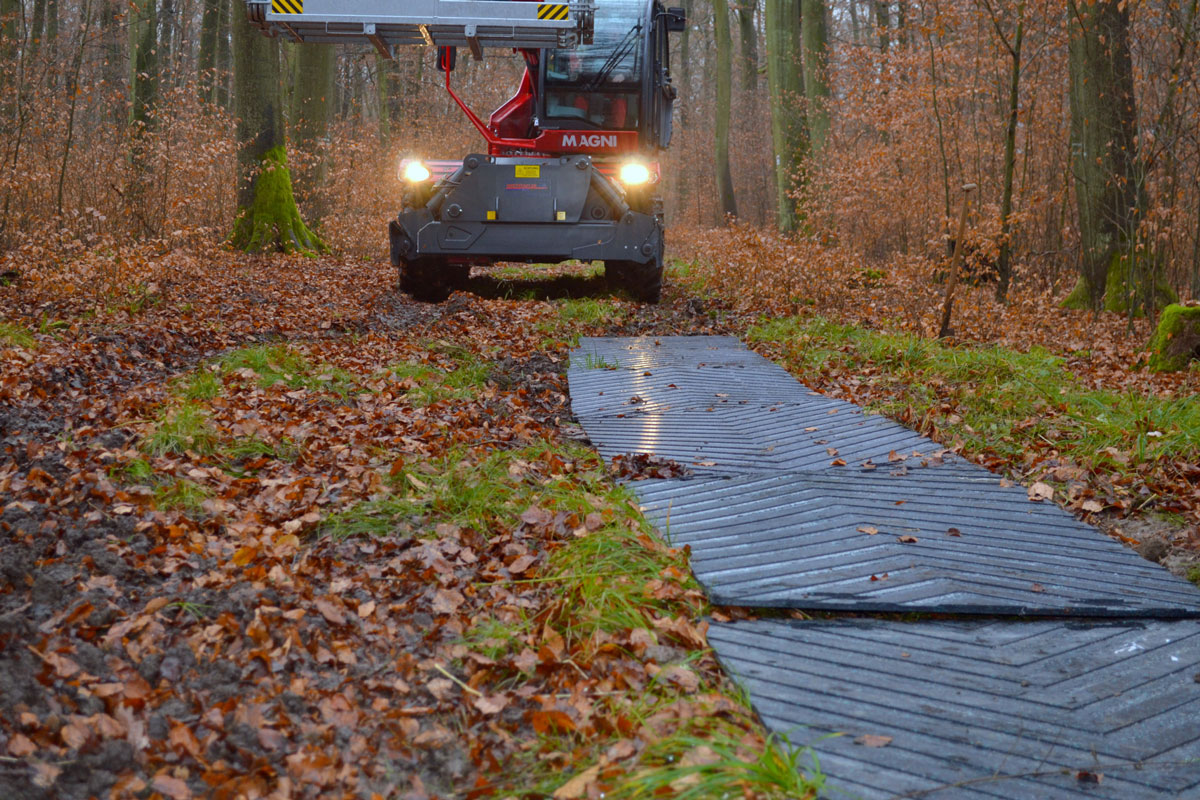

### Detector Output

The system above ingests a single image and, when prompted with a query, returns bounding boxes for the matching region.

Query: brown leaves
[1028,482,1054,501]
[854,734,893,747]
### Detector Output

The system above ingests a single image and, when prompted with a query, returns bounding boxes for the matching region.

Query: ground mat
[708,619,1200,800]
[635,471,1200,616]
[568,335,1200,797]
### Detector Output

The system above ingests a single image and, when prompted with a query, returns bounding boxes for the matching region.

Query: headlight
[403,160,431,183]
[619,162,651,186]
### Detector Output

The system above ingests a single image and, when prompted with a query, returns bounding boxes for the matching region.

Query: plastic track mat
[568,335,1200,798]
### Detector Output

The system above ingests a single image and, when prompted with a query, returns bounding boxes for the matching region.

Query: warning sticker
[515,165,541,178]
[537,3,569,20]
[272,0,303,13]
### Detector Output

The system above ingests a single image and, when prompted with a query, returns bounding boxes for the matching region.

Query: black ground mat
[707,619,1200,799]
[636,470,1200,616]
[576,404,941,476]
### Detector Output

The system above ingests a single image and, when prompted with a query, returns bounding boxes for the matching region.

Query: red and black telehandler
[248,0,685,302]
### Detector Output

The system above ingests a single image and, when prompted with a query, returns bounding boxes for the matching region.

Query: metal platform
[708,619,1200,799]
[636,470,1200,616]
[246,0,593,57]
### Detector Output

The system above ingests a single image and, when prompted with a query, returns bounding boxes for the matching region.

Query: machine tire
[607,259,662,304]
[399,258,452,303]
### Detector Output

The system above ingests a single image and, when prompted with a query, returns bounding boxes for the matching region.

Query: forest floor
[1,234,1198,799]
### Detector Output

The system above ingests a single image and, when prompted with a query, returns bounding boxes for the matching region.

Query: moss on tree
[1061,249,1176,315]
[1147,304,1200,372]
[229,146,327,255]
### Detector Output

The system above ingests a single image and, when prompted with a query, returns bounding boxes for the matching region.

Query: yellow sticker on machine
[537,3,570,20]
[515,165,541,178]
[271,0,302,13]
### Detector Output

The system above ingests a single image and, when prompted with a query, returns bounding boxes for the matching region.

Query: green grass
[118,457,155,482]
[220,434,300,463]
[749,316,1200,471]
[320,494,424,539]
[143,403,219,457]
[219,345,360,397]
[609,728,824,799]
[0,321,35,349]
[384,352,491,406]
[179,369,222,401]
[154,478,212,515]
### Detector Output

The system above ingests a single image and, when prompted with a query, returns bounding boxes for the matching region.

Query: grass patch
[610,727,824,799]
[221,434,300,463]
[320,495,424,539]
[749,316,1200,471]
[143,403,219,457]
[219,344,360,397]
[179,368,222,401]
[0,321,35,349]
[385,351,491,406]
[154,478,212,515]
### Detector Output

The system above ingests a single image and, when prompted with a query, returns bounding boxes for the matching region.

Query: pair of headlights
[401,159,654,187]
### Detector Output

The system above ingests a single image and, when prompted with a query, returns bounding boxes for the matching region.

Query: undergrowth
[749,316,1200,473]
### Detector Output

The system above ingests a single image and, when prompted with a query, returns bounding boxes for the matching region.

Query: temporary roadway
[568,335,1200,799]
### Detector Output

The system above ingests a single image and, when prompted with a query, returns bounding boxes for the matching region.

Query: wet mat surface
[568,335,1200,797]
[708,619,1200,799]
[636,471,1200,616]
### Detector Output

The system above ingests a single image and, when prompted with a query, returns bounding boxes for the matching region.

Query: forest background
[1,0,1199,316]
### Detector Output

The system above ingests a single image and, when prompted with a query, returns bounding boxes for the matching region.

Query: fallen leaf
[854,734,893,747]
[1081,499,1104,513]
[897,535,919,543]
[315,598,346,626]
[472,694,509,715]
[857,525,879,535]
[553,764,600,799]
[1028,482,1054,501]
[831,458,847,466]
[946,527,962,537]
[151,774,192,800]
[7,733,37,757]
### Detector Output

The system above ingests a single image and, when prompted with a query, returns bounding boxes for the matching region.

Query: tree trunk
[1064,0,1174,313]
[801,0,829,159]
[765,0,807,231]
[735,1,757,93]
[375,52,392,140]
[713,0,738,221]
[198,0,220,100]
[0,0,19,90]
[215,0,231,107]
[30,0,46,61]
[994,2,1024,303]
[874,0,889,53]
[129,0,158,130]
[291,42,336,221]
[158,0,174,88]
[230,7,325,253]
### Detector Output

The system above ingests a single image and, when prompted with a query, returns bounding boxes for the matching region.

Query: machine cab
[538,0,683,151]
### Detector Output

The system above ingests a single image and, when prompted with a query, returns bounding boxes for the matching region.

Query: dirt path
[1,252,778,799]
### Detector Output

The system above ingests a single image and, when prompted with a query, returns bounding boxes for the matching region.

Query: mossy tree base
[230,146,328,255]
[1061,250,1176,315]
[1147,304,1200,372]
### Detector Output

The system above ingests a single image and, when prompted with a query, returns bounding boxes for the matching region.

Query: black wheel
[399,258,452,303]
[606,259,662,303]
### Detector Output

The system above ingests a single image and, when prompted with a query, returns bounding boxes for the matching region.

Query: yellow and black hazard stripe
[536,3,570,21]
[271,0,303,14]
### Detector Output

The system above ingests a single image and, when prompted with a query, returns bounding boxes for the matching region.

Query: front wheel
[606,258,663,304]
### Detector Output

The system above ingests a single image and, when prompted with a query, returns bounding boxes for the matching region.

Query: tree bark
[230,7,325,253]
[375,52,391,140]
[129,0,158,130]
[1064,0,1174,313]
[765,0,807,231]
[713,0,738,221]
[198,0,220,100]
[874,0,889,53]
[735,1,757,93]
[215,0,231,107]
[291,42,336,221]
[801,0,829,159]
[993,0,1024,303]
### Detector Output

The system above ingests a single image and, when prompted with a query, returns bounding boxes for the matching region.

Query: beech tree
[1064,0,1174,314]
[714,0,738,220]
[230,5,325,253]
[765,0,806,231]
